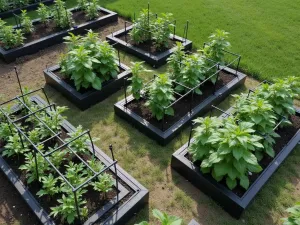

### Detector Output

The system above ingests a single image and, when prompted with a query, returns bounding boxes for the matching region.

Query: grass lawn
[1,1,300,225]
[4,0,300,81]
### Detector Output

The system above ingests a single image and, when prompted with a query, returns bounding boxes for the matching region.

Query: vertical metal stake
[74,191,81,224]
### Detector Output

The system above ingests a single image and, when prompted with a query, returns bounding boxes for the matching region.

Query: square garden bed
[0,95,149,225]
[44,62,132,110]
[0,7,118,63]
[171,107,300,218]
[106,24,192,68]
[114,67,246,145]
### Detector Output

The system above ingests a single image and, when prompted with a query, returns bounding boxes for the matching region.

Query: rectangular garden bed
[171,108,300,219]
[44,62,132,110]
[0,95,149,225]
[106,24,192,67]
[0,0,54,19]
[114,67,246,145]
[0,7,118,63]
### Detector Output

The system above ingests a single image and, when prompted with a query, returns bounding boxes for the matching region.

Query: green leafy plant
[188,117,223,162]
[202,29,231,64]
[255,77,300,118]
[50,189,88,224]
[175,53,206,94]
[0,0,9,12]
[63,162,88,187]
[136,209,182,225]
[152,13,174,50]
[233,94,280,159]
[129,9,153,44]
[91,173,114,197]
[167,42,185,81]
[0,122,14,142]
[85,0,100,20]
[60,31,119,91]
[48,148,67,169]
[0,23,24,49]
[20,10,34,34]
[145,74,175,120]
[2,133,29,158]
[199,118,263,190]
[19,146,50,183]
[77,0,88,10]
[28,128,41,144]
[87,157,105,174]
[37,3,51,25]
[127,62,150,100]
[65,125,92,154]
[53,0,73,29]
[37,173,61,197]
[281,202,300,225]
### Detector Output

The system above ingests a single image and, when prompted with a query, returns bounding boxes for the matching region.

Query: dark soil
[126,70,236,131]
[186,113,300,198]
[118,31,178,55]
[55,66,125,95]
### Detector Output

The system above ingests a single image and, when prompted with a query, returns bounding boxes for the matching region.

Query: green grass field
[5,0,300,81]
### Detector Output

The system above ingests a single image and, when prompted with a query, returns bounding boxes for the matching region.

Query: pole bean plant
[136,209,182,225]
[0,90,117,224]
[188,76,300,190]
[129,8,174,50]
[60,30,119,91]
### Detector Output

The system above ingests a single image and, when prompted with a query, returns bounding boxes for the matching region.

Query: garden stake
[88,131,96,157]
[73,190,82,224]
[14,67,25,105]
[109,145,119,195]
[173,20,176,38]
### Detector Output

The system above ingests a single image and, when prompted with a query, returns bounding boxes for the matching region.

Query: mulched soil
[126,70,236,131]
[118,32,178,55]
[186,113,300,197]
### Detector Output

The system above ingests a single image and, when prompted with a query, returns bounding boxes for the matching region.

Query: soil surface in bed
[185,113,300,197]
[126,70,236,131]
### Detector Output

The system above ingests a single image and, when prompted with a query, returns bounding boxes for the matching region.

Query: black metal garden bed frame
[106,4,192,67]
[0,6,118,63]
[0,73,148,225]
[114,50,246,145]
[0,0,54,19]
[44,44,132,110]
[171,83,300,219]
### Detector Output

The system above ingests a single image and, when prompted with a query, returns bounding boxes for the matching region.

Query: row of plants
[188,76,300,190]
[59,30,119,91]
[0,0,102,50]
[0,0,39,12]
[127,29,231,120]
[0,93,116,224]
[129,8,174,50]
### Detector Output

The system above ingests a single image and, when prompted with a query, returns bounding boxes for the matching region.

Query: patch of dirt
[126,71,236,131]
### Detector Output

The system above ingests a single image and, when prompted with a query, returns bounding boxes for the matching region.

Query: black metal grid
[0,68,120,224]
[122,49,241,131]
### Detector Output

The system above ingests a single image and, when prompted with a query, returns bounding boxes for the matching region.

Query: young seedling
[92,173,114,198]
[37,173,61,197]
[136,209,182,225]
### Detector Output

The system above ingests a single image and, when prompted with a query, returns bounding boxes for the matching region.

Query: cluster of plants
[136,209,182,225]
[0,94,116,224]
[127,29,231,121]
[59,30,119,91]
[281,202,300,225]
[0,18,24,49]
[129,8,174,50]
[0,0,33,12]
[188,76,300,190]
[77,0,101,20]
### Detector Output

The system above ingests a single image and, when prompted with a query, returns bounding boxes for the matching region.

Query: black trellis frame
[122,49,241,132]
[0,70,121,224]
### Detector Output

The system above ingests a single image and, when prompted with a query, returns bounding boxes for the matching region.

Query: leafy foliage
[0,0,9,12]
[63,162,88,188]
[167,42,185,81]
[37,3,51,25]
[127,62,150,100]
[77,0,88,10]
[281,202,300,225]
[202,29,231,64]
[50,189,88,224]
[65,125,91,154]
[60,31,119,91]
[2,133,29,158]
[37,174,61,197]
[20,10,34,34]
[53,0,73,29]
[0,19,24,49]
[136,209,182,225]
[92,173,114,195]
[255,77,300,118]
[0,122,14,142]
[85,0,100,20]
[152,13,174,49]
[145,74,175,120]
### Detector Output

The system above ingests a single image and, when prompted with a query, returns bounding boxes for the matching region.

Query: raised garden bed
[0,0,54,19]
[44,62,132,110]
[106,24,192,67]
[0,95,149,225]
[0,7,118,63]
[114,67,246,145]
[171,107,300,219]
